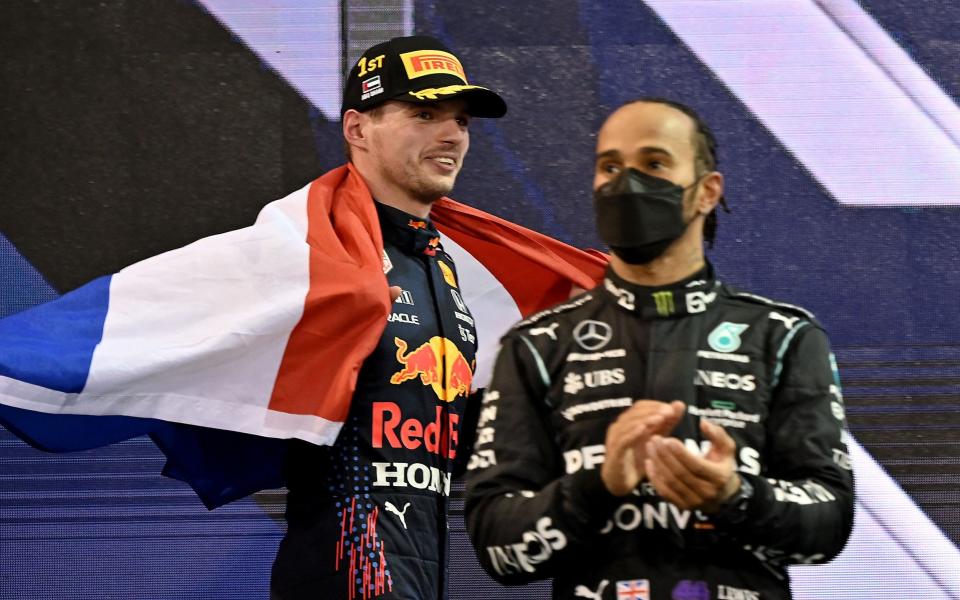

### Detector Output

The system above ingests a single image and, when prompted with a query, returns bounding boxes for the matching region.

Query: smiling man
[349,98,472,215]
[270,36,507,600]
[465,99,854,599]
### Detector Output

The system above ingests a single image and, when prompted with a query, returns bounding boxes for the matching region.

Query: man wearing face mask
[464,98,854,599]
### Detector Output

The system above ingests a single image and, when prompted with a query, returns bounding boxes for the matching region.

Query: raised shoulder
[511,291,596,332]
[722,284,818,325]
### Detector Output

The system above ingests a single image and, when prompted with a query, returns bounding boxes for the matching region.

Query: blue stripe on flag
[0,404,284,508]
[0,405,157,451]
[0,275,111,392]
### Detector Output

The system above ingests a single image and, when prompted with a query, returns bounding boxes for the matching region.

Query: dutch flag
[0,164,606,507]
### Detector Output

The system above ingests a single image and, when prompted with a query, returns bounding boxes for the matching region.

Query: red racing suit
[465,266,854,600]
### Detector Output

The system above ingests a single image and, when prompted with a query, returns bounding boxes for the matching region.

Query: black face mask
[593,168,696,265]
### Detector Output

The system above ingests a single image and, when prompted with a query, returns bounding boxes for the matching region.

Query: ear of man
[696,171,724,217]
[342,108,369,157]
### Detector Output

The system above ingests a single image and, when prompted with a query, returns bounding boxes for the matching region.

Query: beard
[381,158,458,205]
[409,174,453,205]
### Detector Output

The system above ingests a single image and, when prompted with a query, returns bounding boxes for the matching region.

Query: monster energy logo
[652,291,675,316]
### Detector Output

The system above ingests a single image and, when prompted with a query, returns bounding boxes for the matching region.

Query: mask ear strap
[718,194,731,214]
[688,171,730,214]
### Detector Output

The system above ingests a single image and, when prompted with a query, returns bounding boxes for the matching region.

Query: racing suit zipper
[423,253,451,600]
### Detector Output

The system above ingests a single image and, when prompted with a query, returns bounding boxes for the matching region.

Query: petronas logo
[708,322,749,353]
[652,291,675,316]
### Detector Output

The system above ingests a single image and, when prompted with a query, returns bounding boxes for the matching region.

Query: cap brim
[404,85,507,118]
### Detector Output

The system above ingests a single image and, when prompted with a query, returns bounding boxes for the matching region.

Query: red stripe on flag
[268,166,390,420]
[433,198,607,317]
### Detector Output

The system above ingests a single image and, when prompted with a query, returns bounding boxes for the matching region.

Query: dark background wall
[0,0,334,292]
[1,1,958,598]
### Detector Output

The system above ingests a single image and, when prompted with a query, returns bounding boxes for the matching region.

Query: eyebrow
[406,102,470,119]
[595,146,675,161]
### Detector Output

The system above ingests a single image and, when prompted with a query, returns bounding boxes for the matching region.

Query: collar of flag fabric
[0,163,607,507]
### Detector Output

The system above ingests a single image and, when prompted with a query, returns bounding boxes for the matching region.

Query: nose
[438,115,468,146]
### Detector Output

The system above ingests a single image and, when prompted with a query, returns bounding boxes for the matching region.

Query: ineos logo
[572,320,612,351]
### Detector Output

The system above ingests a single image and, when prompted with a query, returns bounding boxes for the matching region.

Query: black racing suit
[465,265,854,600]
[272,201,480,600]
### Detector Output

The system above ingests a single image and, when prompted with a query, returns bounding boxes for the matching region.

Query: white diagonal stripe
[790,437,960,598]
[647,0,960,206]
[196,1,343,118]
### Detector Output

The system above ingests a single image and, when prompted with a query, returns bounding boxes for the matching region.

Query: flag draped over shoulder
[0,164,607,508]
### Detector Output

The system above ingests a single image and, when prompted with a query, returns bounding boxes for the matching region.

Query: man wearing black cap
[464,99,854,599]
[339,34,506,214]
[270,36,507,600]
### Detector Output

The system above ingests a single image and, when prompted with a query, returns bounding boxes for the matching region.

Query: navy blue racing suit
[272,201,480,600]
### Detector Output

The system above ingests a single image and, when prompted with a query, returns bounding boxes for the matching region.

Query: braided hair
[625,97,730,247]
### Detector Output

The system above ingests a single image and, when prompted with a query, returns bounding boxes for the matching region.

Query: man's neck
[610,239,706,287]
[352,162,434,219]
[373,193,433,219]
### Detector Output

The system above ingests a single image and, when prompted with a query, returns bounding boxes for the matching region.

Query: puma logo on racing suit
[384,501,411,529]
[574,579,609,599]
[530,322,560,340]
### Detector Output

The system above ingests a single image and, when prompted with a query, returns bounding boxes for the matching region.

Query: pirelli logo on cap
[401,50,467,83]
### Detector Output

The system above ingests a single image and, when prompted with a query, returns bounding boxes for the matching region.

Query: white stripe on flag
[440,234,522,389]
[0,372,341,444]
[86,184,310,409]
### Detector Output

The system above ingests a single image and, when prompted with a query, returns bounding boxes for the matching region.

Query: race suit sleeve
[715,324,855,565]
[451,388,483,478]
[464,333,622,584]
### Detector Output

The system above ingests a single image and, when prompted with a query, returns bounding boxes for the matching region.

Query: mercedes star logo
[572,320,612,351]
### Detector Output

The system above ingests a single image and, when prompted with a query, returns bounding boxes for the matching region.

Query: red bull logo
[372,402,460,458]
[407,219,427,230]
[390,336,474,402]
[422,237,440,256]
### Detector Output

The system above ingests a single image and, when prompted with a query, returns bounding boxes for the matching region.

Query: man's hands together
[601,400,684,496]
[601,400,741,512]
[646,417,741,511]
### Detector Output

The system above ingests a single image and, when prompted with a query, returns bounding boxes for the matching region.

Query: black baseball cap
[341,35,507,118]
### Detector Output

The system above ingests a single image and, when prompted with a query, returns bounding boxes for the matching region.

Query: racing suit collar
[374,200,444,256]
[601,262,719,318]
